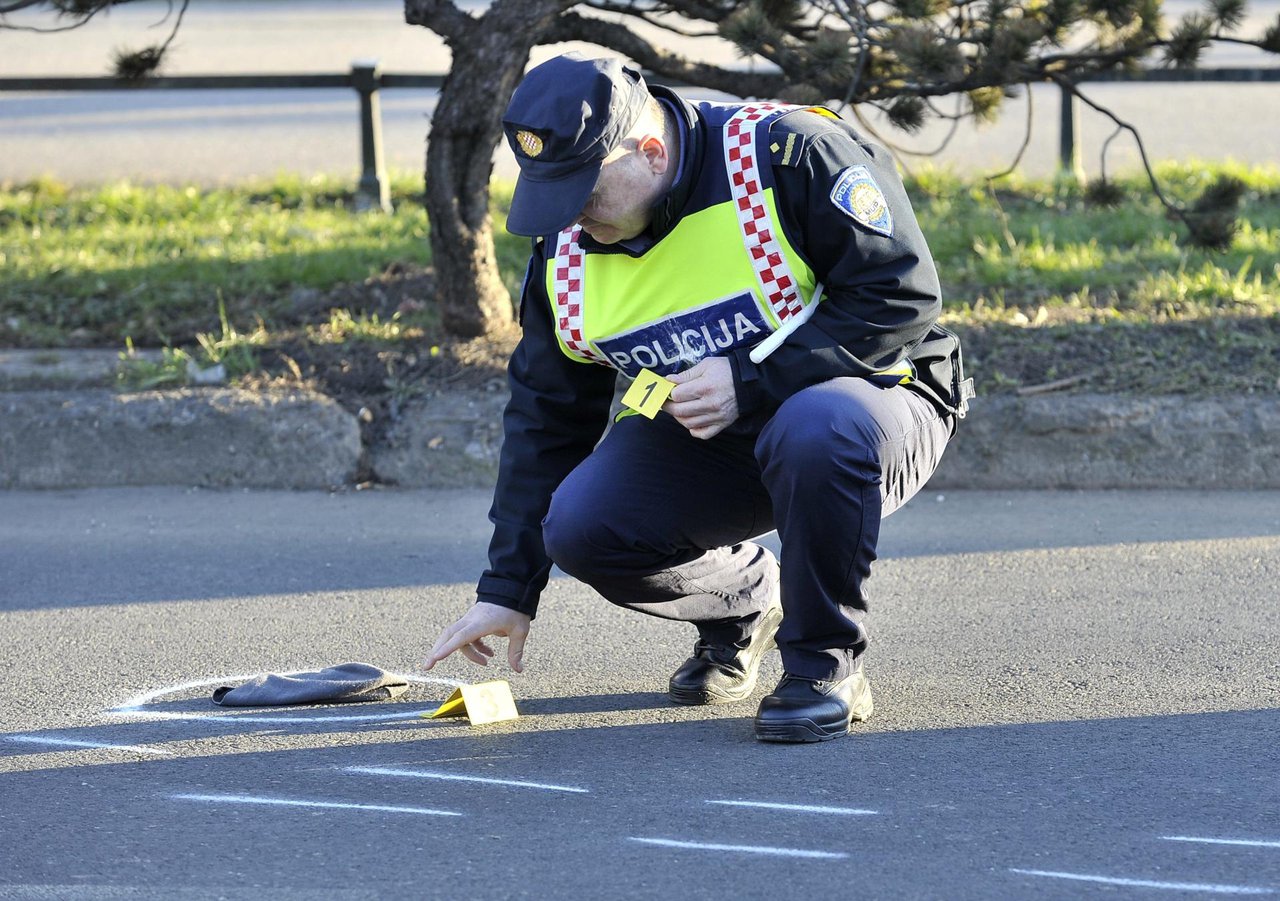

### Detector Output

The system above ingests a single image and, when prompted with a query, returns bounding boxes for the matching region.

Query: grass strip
[1,163,1277,397]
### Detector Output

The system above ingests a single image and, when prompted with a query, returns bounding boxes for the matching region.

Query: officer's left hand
[665,357,739,440]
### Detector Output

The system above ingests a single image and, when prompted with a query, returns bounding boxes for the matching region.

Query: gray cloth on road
[211,662,409,707]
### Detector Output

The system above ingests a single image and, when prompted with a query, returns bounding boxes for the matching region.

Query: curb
[0,388,361,490]
[932,393,1280,490]
[1,386,1278,491]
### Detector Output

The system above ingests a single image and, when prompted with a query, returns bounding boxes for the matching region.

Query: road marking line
[629,837,848,860]
[706,799,877,816]
[7,735,171,756]
[171,793,461,817]
[106,673,462,724]
[345,765,588,794]
[1164,836,1280,850]
[1009,868,1275,895]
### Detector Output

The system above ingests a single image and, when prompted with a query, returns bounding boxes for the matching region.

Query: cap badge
[515,130,544,158]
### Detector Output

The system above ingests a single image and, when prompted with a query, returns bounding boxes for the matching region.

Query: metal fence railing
[3,63,1277,200]
[0,63,444,212]
[1058,67,1280,179]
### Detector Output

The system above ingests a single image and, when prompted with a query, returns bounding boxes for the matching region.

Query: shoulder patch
[769,130,810,168]
[830,165,893,237]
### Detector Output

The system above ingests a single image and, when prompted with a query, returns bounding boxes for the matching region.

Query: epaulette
[767,107,840,168]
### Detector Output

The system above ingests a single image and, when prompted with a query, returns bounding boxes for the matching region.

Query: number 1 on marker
[621,369,676,419]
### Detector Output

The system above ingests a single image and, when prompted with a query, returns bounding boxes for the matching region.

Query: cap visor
[506,164,600,237]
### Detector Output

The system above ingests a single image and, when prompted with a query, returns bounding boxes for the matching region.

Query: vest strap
[724,104,805,324]
[551,226,606,364]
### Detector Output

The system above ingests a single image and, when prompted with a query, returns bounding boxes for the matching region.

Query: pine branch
[835,0,874,111]
[850,105,911,169]
[0,17,94,31]
[111,0,188,78]
[611,0,736,27]
[0,0,112,32]
[984,82,1034,180]
[0,0,60,11]
[1056,77,1239,247]
[892,95,966,155]
[1265,14,1280,52]
[542,10,792,98]
[1206,34,1280,50]
[582,0,720,36]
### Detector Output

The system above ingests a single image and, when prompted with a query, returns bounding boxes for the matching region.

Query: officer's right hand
[665,356,740,440]
[422,601,531,673]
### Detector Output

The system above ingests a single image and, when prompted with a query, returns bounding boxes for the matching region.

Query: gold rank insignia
[515,130,544,158]
[770,131,809,168]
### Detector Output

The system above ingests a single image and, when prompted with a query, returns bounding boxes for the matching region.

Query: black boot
[753,670,873,742]
[668,601,783,705]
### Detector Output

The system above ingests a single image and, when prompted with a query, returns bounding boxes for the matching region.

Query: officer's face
[575,135,670,244]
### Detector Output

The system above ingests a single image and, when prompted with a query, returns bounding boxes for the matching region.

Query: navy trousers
[542,378,954,682]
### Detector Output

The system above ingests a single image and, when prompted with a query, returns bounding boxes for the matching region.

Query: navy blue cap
[502,54,650,237]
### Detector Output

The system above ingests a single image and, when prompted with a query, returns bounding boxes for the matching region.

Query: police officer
[424,53,972,742]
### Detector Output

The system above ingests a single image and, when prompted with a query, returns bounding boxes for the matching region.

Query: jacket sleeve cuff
[476,574,541,620]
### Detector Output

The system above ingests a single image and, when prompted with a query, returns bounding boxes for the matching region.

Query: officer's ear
[636,134,670,176]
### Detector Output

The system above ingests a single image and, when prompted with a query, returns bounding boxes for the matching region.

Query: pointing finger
[423,622,481,669]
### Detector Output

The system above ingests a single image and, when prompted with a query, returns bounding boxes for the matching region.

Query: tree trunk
[414,0,568,337]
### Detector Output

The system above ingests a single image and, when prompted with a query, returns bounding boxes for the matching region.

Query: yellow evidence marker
[422,680,519,726]
[620,368,676,419]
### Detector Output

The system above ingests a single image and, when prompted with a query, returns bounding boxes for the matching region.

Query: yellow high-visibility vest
[545,103,818,380]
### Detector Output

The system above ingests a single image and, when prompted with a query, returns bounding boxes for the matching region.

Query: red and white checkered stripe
[549,104,803,364]
[551,226,607,364]
[724,103,805,323]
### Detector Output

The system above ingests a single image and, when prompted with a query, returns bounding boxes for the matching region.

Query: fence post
[351,60,391,213]
[1058,82,1084,184]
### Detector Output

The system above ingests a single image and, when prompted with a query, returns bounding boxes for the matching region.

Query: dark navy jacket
[475,88,967,618]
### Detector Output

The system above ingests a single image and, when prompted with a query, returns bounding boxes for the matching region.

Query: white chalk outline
[345,765,589,794]
[1010,868,1275,895]
[6,735,172,756]
[630,837,848,860]
[706,799,877,816]
[1164,836,1280,850]
[171,792,461,817]
[104,673,464,724]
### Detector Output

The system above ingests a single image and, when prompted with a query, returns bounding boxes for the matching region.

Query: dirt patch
[959,316,1280,397]
[250,332,512,405]
[28,261,1279,449]
[236,264,517,465]
[281,261,443,328]
[244,263,1279,442]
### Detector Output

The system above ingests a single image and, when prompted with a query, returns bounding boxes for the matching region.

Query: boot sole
[754,679,874,743]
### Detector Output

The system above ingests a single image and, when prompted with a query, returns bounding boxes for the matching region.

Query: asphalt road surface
[2,0,1279,184]
[2,487,1278,899]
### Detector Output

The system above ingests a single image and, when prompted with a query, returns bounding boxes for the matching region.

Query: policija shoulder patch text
[830,165,893,237]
